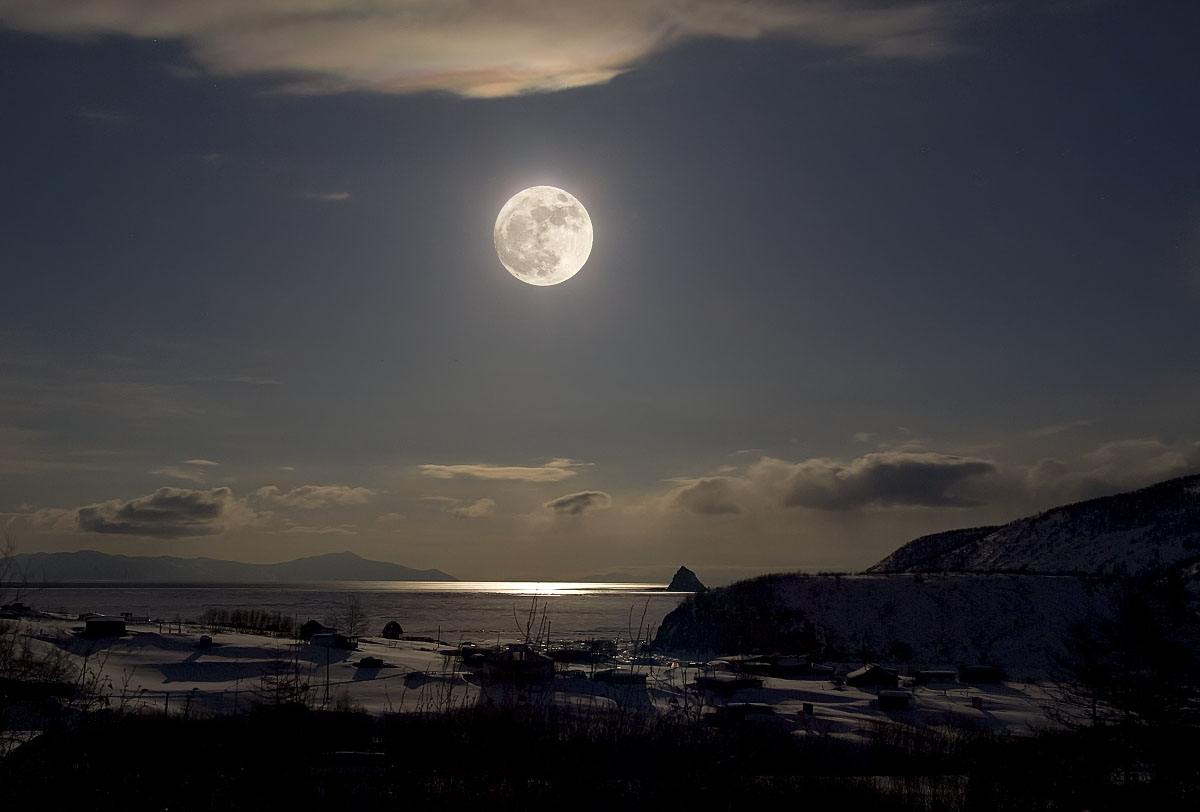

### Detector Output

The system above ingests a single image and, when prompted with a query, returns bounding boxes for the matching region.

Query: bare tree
[1048,573,1200,793]
[328,594,368,637]
[0,533,25,606]
[251,652,314,709]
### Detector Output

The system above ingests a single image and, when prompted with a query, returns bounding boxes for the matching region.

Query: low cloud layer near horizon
[19,437,1197,547]
[664,440,1200,520]
[76,486,251,538]
[0,0,984,97]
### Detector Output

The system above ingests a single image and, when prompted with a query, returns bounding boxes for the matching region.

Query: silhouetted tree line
[200,607,295,637]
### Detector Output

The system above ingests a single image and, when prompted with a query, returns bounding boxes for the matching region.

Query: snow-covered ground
[10,617,1055,743]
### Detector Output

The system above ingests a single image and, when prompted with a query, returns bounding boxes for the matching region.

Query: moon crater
[494,186,593,286]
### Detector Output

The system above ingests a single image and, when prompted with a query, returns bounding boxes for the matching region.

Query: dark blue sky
[1,1,1197,582]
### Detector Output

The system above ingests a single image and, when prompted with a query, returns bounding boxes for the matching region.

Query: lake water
[19,582,689,645]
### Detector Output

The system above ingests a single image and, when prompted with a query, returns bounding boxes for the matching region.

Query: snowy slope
[654,572,1112,677]
[867,474,1200,575]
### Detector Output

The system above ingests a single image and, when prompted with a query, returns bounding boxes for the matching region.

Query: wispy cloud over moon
[420,458,587,482]
[0,1,985,97]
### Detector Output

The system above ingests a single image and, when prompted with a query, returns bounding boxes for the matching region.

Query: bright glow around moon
[494,186,593,286]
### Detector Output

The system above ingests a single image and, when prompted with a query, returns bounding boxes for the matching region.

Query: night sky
[2,1,1198,583]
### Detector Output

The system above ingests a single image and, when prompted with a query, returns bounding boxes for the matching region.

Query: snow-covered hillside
[867,474,1200,575]
[654,573,1113,677]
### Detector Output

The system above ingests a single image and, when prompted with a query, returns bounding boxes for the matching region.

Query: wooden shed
[381,621,404,640]
[845,663,900,689]
[311,632,359,650]
[299,619,335,640]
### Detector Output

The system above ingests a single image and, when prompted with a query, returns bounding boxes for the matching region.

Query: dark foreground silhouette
[4,702,1199,811]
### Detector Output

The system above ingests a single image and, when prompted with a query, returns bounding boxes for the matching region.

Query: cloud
[76,486,254,538]
[673,478,743,515]
[1027,438,1199,503]
[453,498,496,519]
[304,191,351,202]
[150,465,209,484]
[669,452,999,516]
[544,491,611,516]
[254,484,375,509]
[0,1,987,98]
[758,452,998,510]
[149,458,222,483]
[419,458,587,482]
[282,523,359,535]
[25,507,77,533]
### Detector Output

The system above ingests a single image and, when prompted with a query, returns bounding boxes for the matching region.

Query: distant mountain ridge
[867,473,1200,575]
[11,550,456,583]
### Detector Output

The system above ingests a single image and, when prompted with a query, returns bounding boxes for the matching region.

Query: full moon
[494,186,593,286]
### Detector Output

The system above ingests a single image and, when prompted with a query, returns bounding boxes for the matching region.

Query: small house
[84,616,126,638]
[845,664,900,689]
[481,643,554,682]
[311,632,358,650]
[381,621,404,640]
[299,619,335,640]
[710,703,788,728]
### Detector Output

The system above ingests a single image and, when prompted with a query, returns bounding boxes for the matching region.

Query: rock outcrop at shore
[666,566,707,593]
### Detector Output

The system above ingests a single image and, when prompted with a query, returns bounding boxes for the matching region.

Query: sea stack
[666,565,707,593]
